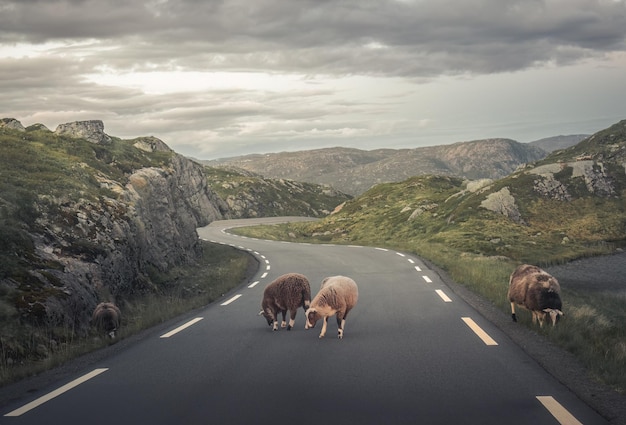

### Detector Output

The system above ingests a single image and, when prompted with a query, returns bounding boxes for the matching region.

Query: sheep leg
[280,310,287,328]
[337,319,346,339]
[510,302,517,322]
[286,309,298,330]
[319,317,328,338]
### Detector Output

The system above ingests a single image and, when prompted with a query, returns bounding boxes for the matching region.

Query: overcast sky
[1,0,625,159]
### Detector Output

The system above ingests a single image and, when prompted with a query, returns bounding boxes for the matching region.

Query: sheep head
[543,308,564,326]
[259,308,275,327]
[305,308,322,329]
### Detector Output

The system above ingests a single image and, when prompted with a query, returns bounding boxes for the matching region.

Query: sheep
[91,302,122,338]
[305,275,358,339]
[508,264,563,327]
[259,273,312,331]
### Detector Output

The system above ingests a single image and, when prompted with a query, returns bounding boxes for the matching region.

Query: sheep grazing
[305,275,358,339]
[259,273,312,331]
[508,264,563,327]
[91,302,122,338]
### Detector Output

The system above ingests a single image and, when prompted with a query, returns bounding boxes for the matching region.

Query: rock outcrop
[0,118,25,131]
[480,187,525,224]
[55,120,112,144]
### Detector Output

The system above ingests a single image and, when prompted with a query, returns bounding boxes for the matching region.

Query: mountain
[204,138,547,195]
[528,134,589,152]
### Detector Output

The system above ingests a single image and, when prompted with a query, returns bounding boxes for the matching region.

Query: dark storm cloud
[2,0,625,77]
[1,0,625,158]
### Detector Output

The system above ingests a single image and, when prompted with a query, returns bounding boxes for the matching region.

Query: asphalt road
[1,218,610,424]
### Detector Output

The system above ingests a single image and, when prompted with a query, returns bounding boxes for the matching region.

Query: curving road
[1,218,609,424]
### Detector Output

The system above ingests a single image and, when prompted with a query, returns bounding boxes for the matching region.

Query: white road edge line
[4,368,109,417]
[160,317,204,338]
[435,289,452,302]
[461,317,498,346]
[536,396,583,425]
[220,294,242,306]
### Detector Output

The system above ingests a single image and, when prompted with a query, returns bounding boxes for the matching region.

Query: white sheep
[305,275,358,339]
[259,273,312,331]
[508,264,563,327]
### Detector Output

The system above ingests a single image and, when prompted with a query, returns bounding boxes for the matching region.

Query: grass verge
[0,241,252,387]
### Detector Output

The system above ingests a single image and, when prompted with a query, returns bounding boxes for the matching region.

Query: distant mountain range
[204,135,588,195]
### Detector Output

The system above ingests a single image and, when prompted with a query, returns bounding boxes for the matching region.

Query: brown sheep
[305,275,358,339]
[91,302,122,338]
[259,273,312,331]
[508,264,563,327]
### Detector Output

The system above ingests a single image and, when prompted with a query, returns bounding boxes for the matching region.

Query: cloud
[1,0,625,158]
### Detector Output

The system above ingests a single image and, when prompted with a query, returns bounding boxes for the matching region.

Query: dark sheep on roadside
[508,264,563,327]
[305,275,358,339]
[91,302,122,338]
[259,273,312,331]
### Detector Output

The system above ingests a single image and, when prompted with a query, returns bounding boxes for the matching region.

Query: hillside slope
[204,167,351,218]
[0,120,227,353]
[285,119,625,263]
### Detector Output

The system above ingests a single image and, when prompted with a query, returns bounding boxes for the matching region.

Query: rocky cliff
[0,120,229,348]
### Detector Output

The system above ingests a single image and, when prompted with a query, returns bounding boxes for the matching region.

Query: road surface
[1,218,609,424]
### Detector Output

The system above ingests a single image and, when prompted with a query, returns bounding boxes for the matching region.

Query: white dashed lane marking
[4,368,109,417]
[435,289,452,303]
[461,317,498,346]
[220,294,242,306]
[536,396,583,425]
[160,317,204,338]
[422,275,432,283]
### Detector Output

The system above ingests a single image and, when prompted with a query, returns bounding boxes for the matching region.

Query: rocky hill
[205,138,549,195]
[0,120,226,340]
[204,167,351,218]
[0,118,348,371]
[291,119,626,263]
